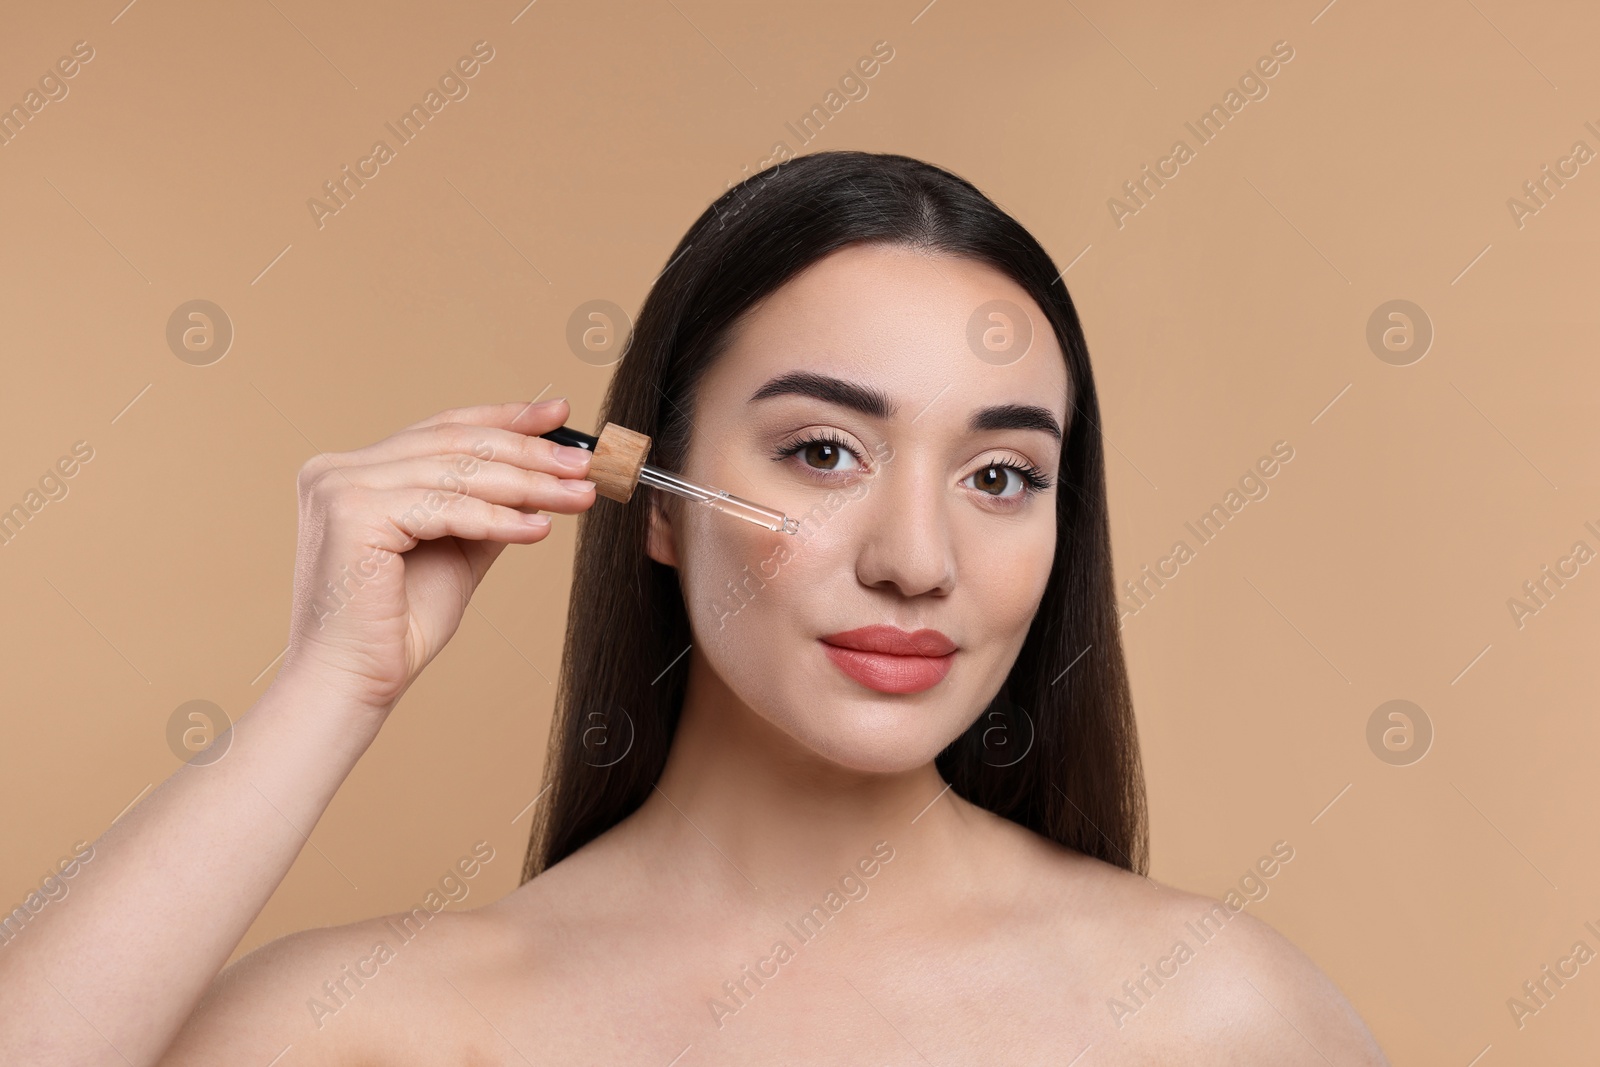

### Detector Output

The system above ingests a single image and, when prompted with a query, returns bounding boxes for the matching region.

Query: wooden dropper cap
[539,422,651,503]
[589,423,651,502]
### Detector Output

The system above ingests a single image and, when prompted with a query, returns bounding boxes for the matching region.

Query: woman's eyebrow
[748,371,895,418]
[748,370,1062,441]
[970,402,1062,442]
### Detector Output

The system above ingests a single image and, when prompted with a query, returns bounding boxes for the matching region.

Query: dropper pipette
[539,422,800,535]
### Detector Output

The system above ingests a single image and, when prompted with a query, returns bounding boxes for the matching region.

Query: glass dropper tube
[637,465,801,534]
[538,423,800,535]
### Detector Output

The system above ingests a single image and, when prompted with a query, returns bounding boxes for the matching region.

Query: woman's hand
[281,397,595,716]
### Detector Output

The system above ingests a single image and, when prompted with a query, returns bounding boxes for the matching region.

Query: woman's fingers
[325,404,595,480]
[403,396,569,432]
[361,487,563,553]
[337,455,597,515]
[278,398,600,721]
[399,397,584,463]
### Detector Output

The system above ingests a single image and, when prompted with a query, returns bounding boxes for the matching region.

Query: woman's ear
[645,496,678,568]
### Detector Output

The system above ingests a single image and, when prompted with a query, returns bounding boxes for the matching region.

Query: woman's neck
[620,651,1000,921]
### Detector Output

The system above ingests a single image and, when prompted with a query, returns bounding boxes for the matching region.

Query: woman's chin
[780,713,962,776]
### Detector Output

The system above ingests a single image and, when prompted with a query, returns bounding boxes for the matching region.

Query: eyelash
[770,430,1054,499]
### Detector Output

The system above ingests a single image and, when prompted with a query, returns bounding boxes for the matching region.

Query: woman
[1,151,1388,1064]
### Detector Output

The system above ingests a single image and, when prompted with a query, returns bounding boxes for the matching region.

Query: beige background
[3,0,1597,1060]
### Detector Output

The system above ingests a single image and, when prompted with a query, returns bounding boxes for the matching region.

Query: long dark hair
[521,150,1147,882]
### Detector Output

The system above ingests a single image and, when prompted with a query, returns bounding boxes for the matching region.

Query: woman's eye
[776,438,1045,502]
[965,464,1025,498]
[798,440,861,472]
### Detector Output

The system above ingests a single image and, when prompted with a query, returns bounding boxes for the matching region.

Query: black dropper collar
[538,425,597,452]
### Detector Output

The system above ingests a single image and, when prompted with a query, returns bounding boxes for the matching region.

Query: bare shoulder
[157,906,510,1066]
[156,842,631,1066]
[988,827,1388,1065]
[1141,884,1391,1066]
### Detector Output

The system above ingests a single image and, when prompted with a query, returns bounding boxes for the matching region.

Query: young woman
[2,151,1388,1064]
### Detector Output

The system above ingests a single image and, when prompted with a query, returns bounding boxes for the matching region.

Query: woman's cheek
[677,507,797,649]
[1013,521,1056,608]
[1018,530,1056,625]
[961,515,1055,640]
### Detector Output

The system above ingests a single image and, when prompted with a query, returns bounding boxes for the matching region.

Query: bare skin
[4,245,1389,1066]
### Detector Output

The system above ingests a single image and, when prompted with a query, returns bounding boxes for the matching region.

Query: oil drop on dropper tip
[537,422,801,535]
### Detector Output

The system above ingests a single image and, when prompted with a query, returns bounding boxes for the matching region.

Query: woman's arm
[0,398,595,1065]
[0,671,386,1064]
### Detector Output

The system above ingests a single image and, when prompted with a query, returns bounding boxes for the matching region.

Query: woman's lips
[818,641,955,694]
[818,626,957,695]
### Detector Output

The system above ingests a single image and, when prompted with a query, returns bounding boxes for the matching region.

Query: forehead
[700,243,1070,427]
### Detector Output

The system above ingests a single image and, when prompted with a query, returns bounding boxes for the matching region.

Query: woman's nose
[851,462,955,599]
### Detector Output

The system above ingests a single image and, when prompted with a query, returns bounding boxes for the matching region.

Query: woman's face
[647,243,1070,773]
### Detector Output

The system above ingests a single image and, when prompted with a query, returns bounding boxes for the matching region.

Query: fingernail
[525,512,551,526]
[566,479,595,493]
[554,444,592,465]
[537,396,567,410]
